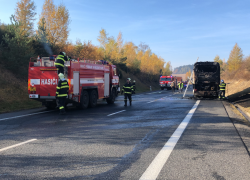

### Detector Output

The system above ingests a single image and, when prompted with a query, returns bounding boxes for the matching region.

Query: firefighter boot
[124,101,127,107]
[130,101,132,106]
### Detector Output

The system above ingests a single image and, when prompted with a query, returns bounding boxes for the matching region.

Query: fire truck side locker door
[104,73,109,97]
[73,71,79,94]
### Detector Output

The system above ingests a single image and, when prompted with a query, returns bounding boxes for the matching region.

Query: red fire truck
[159,75,182,90]
[28,56,120,109]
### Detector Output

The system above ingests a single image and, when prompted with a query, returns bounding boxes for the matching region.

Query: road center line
[139,100,200,180]
[107,110,126,116]
[0,139,37,152]
[0,111,53,121]
[147,96,170,103]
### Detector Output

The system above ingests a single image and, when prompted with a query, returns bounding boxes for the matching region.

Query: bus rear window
[197,65,217,72]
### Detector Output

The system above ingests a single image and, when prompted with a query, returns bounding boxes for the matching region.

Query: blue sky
[1,0,250,69]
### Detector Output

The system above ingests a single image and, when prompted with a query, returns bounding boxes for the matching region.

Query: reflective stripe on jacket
[219,83,226,90]
[55,55,68,67]
[132,83,136,91]
[122,83,134,94]
[56,80,69,97]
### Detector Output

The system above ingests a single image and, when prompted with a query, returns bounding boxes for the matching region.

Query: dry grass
[0,67,42,113]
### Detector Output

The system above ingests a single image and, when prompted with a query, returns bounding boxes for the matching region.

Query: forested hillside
[173,65,194,74]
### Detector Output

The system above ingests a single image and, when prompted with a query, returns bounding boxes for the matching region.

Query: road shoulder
[223,101,250,155]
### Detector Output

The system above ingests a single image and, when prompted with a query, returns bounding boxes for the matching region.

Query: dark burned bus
[193,62,220,98]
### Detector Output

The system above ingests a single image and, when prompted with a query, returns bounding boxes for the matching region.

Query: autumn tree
[105,37,119,61]
[97,29,108,48]
[163,61,172,76]
[138,42,149,53]
[0,15,34,76]
[38,0,70,46]
[214,55,223,66]
[214,55,226,73]
[123,42,137,69]
[185,70,191,81]
[15,0,36,35]
[116,31,124,60]
[33,17,53,55]
[227,43,243,72]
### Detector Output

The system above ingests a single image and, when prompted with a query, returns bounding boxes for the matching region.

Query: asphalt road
[0,88,250,180]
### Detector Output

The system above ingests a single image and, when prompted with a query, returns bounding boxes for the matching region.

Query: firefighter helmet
[127,78,131,81]
[58,73,65,80]
[59,52,66,56]
[133,80,136,82]
[221,79,224,83]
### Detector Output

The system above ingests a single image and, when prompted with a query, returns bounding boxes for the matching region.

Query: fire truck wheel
[80,90,89,109]
[89,90,97,108]
[107,88,116,104]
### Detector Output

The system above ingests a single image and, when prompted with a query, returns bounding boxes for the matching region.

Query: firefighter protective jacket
[181,82,183,88]
[219,83,226,91]
[132,83,136,91]
[55,55,68,67]
[122,83,134,94]
[56,79,69,97]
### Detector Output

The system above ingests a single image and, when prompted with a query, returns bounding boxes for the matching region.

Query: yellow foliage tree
[163,61,172,76]
[185,70,191,81]
[97,29,108,48]
[38,0,70,46]
[15,0,36,35]
[227,43,243,72]
[123,42,137,68]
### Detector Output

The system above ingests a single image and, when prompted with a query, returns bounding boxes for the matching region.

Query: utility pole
[183,57,199,98]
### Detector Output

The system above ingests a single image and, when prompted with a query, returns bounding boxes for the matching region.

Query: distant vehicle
[193,62,220,98]
[28,56,120,109]
[159,75,182,90]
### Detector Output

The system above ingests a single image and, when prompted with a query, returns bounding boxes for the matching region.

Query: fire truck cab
[159,75,182,90]
[28,56,120,109]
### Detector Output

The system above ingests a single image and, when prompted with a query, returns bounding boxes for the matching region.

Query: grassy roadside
[0,68,42,114]
[225,79,250,115]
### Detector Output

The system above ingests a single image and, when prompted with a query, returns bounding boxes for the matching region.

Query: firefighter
[55,52,69,75]
[219,79,226,99]
[122,78,134,106]
[132,80,136,94]
[178,82,181,92]
[171,81,175,92]
[56,73,69,114]
[179,82,184,92]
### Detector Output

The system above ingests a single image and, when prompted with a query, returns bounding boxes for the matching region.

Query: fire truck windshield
[160,78,171,81]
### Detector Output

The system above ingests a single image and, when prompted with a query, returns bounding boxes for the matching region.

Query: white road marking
[107,110,126,116]
[0,139,37,152]
[139,100,200,180]
[147,96,170,103]
[147,100,155,103]
[0,111,53,121]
